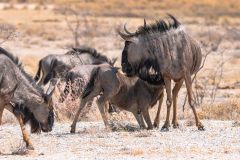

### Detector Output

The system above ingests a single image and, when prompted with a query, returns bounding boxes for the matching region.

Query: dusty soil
[0,120,239,159]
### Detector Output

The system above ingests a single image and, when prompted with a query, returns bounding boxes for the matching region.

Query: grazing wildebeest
[65,63,164,133]
[118,15,204,131]
[0,47,54,149]
[34,47,116,86]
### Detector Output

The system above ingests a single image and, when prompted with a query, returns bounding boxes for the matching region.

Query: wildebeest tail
[82,67,100,99]
[34,60,42,81]
[43,59,57,85]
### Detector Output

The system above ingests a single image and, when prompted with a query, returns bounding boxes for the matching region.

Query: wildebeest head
[120,40,163,85]
[24,87,54,132]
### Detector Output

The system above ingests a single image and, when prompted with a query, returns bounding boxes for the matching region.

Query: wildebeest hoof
[70,129,76,133]
[153,122,159,128]
[161,125,170,132]
[70,127,76,133]
[198,124,205,131]
[27,145,34,150]
[147,126,153,130]
[172,122,180,129]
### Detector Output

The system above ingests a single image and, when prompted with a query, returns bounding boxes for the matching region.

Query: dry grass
[21,55,40,75]
[131,148,144,156]
[200,99,240,120]
[2,0,240,19]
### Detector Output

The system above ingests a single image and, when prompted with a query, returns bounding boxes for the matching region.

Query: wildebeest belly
[109,87,136,112]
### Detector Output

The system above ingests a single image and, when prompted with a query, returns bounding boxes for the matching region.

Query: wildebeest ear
[118,34,138,43]
[127,37,139,43]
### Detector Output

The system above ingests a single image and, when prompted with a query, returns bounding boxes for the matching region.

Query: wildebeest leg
[70,98,88,133]
[172,79,184,128]
[142,108,153,130]
[161,77,172,131]
[96,98,110,129]
[38,71,46,86]
[153,91,164,128]
[46,78,58,95]
[184,73,205,130]
[0,107,3,125]
[132,110,146,129]
[15,113,34,150]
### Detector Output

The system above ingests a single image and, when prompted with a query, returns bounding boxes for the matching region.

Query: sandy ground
[0,120,239,159]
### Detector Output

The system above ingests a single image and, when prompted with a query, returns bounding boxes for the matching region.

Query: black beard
[138,65,164,86]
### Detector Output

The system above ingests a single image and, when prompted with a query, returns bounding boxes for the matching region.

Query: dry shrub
[0,23,17,44]
[53,81,100,121]
[200,99,240,120]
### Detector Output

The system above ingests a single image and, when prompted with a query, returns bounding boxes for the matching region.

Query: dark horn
[144,19,147,27]
[166,13,181,27]
[124,24,135,35]
[117,28,132,40]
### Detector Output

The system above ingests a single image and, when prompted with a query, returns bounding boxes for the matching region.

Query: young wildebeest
[34,47,116,86]
[64,64,164,133]
[0,47,54,150]
[118,15,204,131]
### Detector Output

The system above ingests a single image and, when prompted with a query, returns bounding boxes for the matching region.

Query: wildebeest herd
[0,15,205,150]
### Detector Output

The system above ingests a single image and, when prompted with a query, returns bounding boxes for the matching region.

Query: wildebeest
[34,47,116,86]
[0,47,54,149]
[118,15,204,131]
[64,63,164,133]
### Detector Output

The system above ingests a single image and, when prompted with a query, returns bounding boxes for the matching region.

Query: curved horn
[116,26,138,43]
[166,13,181,27]
[116,27,132,40]
[144,19,147,27]
[124,24,135,35]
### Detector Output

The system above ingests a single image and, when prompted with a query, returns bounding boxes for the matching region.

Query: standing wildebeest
[64,63,164,133]
[34,47,116,86]
[0,47,54,149]
[118,15,204,131]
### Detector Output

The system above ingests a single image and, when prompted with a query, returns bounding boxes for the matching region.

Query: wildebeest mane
[135,14,181,36]
[72,47,116,66]
[64,47,116,66]
[0,47,44,93]
[118,14,181,39]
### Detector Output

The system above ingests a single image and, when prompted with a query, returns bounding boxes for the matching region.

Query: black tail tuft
[43,59,57,85]
[82,67,100,99]
[34,60,42,81]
